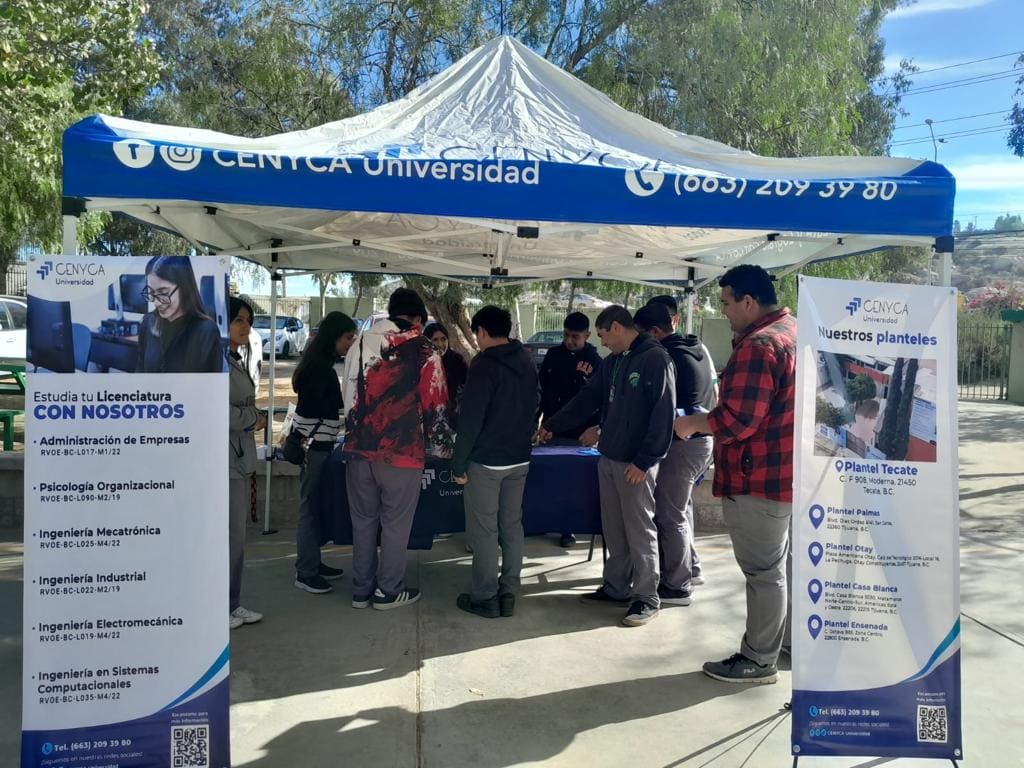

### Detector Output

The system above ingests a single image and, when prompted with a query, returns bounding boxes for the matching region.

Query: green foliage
[890,357,918,460]
[0,0,159,267]
[993,213,1024,232]
[875,356,903,456]
[846,373,877,405]
[1008,54,1024,158]
[775,246,930,310]
[816,397,851,430]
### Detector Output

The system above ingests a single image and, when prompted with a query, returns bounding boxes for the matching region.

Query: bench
[0,363,26,395]
[0,409,22,450]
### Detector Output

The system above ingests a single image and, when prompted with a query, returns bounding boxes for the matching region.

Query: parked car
[253,314,308,358]
[522,329,564,368]
[0,295,27,363]
[358,311,436,335]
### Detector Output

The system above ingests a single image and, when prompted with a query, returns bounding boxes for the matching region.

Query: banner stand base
[792,757,960,766]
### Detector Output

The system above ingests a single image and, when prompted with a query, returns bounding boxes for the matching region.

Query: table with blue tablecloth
[317,446,602,549]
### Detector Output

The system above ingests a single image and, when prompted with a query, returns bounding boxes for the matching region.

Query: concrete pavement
[1,399,1022,767]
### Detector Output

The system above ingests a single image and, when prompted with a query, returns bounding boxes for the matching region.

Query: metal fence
[3,262,27,296]
[957,319,1012,400]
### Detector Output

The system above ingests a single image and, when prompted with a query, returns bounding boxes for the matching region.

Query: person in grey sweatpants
[722,495,791,665]
[541,306,675,627]
[346,459,422,602]
[451,306,539,619]
[634,302,717,602]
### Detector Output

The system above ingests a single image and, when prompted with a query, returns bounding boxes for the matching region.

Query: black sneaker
[559,533,577,548]
[294,574,333,594]
[456,593,499,618]
[657,585,694,606]
[498,593,515,617]
[318,563,345,580]
[621,601,659,626]
[371,587,421,611]
[351,593,372,609]
[579,587,629,605]
[703,653,778,684]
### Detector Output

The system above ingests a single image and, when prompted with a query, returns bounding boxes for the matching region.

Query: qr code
[917,705,947,743]
[171,725,209,767]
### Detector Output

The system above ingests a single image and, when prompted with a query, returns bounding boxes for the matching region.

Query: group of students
[225,265,798,687]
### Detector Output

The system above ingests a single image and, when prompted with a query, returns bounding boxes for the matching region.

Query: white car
[254,314,308,358]
[0,295,27,363]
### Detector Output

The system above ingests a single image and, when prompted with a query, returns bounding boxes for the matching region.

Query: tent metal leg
[262,269,280,535]
[62,216,78,255]
[939,251,953,287]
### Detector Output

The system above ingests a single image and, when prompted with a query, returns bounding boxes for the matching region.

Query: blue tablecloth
[318,446,602,549]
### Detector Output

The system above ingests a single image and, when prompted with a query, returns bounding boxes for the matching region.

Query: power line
[890,125,1010,147]
[890,121,1010,145]
[910,50,1023,77]
[894,110,1009,131]
[904,70,1020,96]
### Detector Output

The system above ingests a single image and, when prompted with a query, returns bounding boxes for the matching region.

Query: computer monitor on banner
[27,296,75,373]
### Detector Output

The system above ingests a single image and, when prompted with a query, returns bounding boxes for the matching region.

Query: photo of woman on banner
[136,256,224,373]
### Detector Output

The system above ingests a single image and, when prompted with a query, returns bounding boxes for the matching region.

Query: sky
[243,0,1024,297]
[881,0,1023,231]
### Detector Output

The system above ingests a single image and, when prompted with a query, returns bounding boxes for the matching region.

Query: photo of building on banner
[792,277,962,761]
[22,255,230,768]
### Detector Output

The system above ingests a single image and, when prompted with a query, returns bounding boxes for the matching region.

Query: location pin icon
[808,614,823,640]
[808,579,823,604]
[808,505,825,529]
[808,542,823,566]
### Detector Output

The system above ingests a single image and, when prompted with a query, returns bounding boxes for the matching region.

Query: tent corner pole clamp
[516,226,539,239]
[204,206,217,216]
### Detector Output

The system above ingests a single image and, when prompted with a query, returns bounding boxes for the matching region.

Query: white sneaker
[231,606,263,625]
[229,614,244,630]
[691,574,706,587]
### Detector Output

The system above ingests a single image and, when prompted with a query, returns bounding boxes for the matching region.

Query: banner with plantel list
[791,276,962,760]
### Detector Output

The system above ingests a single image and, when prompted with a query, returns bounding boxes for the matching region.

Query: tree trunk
[422,298,476,359]
[567,279,577,312]
[353,285,364,318]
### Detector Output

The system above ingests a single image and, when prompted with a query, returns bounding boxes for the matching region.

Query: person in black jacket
[540,306,675,627]
[537,311,603,548]
[136,256,223,373]
[451,306,539,619]
[634,302,716,607]
[290,311,356,594]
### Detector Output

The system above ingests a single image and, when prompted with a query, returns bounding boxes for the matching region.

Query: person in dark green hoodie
[452,306,539,619]
[539,306,676,627]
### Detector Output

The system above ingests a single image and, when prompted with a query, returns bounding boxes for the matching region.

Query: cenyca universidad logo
[112,138,155,169]
[624,168,665,197]
[845,297,862,316]
[159,145,203,171]
[421,468,436,490]
[35,260,53,280]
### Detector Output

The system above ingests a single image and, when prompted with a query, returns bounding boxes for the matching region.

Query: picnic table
[0,362,25,450]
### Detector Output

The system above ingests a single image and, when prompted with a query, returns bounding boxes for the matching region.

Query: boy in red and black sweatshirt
[342,288,453,610]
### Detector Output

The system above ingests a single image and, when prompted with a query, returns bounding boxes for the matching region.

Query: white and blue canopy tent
[60,36,956,528]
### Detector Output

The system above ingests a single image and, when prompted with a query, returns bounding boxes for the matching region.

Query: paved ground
[1,399,1022,767]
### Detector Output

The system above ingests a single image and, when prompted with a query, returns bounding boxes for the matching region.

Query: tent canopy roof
[63,36,955,288]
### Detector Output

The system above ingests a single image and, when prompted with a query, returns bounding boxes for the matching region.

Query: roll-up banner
[791,276,962,760]
[22,255,230,768]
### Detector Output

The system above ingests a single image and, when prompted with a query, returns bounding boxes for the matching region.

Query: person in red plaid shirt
[675,264,796,684]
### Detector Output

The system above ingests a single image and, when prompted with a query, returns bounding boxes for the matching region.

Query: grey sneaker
[690,573,706,586]
[621,601,659,626]
[703,653,778,684]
